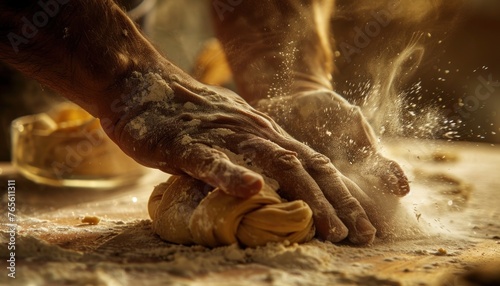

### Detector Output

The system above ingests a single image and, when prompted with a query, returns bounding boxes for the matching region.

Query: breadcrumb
[81,216,100,225]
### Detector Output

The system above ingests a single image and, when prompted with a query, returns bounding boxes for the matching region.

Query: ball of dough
[149,176,315,247]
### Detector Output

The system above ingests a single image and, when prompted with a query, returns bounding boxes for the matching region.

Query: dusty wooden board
[1,140,499,286]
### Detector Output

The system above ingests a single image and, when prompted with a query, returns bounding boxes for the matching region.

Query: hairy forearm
[0,0,184,121]
[211,0,334,103]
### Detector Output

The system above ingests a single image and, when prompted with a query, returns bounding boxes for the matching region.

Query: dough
[149,176,315,247]
[81,216,101,225]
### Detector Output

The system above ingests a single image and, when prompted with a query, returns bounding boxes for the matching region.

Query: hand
[256,89,411,236]
[107,71,377,244]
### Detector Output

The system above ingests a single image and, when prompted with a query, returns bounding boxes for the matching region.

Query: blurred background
[1,0,499,161]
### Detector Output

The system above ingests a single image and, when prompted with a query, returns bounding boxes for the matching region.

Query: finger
[339,175,383,241]
[301,152,377,245]
[383,159,410,197]
[272,137,377,244]
[174,143,263,198]
[235,136,349,242]
[341,175,401,238]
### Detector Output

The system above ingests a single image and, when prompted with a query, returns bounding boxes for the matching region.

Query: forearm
[0,0,190,122]
[211,0,335,103]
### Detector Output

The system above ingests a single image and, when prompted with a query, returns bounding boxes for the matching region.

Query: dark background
[332,0,500,143]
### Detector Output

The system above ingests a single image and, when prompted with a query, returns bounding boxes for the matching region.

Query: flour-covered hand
[107,72,376,244]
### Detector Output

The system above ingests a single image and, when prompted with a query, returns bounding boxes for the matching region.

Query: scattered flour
[186,119,201,127]
[6,140,500,285]
[122,71,178,140]
[128,116,148,139]
[213,146,280,190]
[184,102,198,110]
[126,72,174,107]
[180,134,194,145]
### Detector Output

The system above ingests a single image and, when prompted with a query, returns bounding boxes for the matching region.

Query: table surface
[1,139,499,286]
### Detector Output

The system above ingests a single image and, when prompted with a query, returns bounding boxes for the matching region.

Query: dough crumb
[81,216,101,225]
[435,248,447,256]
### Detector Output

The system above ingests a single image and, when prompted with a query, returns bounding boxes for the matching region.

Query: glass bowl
[11,103,147,188]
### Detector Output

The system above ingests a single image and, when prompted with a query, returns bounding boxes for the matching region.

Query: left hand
[255,89,411,235]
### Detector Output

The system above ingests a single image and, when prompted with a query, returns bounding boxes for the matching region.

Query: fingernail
[241,172,263,196]
[327,223,348,242]
[388,174,398,185]
[356,217,376,236]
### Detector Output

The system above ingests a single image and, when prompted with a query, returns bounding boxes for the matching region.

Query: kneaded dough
[149,176,315,247]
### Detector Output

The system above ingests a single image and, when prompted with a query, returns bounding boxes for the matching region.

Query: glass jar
[11,103,147,188]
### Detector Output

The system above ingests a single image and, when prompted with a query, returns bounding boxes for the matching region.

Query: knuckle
[307,153,338,173]
[273,151,302,171]
[308,153,331,166]
[237,137,266,156]
[187,153,232,188]
[184,146,223,170]
[177,112,194,122]
[201,149,228,168]
[337,196,362,214]
[350,105,362,116]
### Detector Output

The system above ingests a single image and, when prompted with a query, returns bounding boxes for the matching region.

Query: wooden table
[1,140,499,286]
